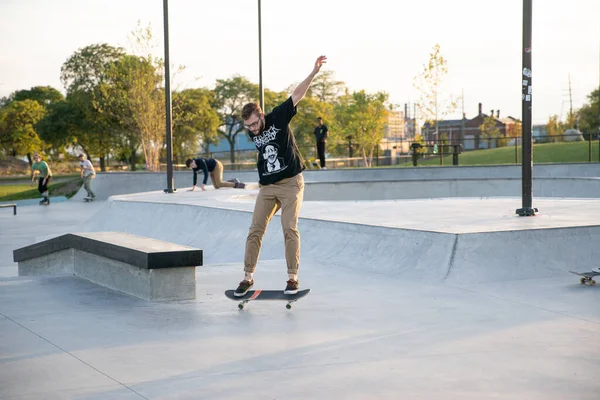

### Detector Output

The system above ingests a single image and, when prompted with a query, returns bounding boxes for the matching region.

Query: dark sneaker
[40,198,50,205]
[234,182,246,189]
[227,178,240,184]
[284,279,299,295]
[234,279,254,297]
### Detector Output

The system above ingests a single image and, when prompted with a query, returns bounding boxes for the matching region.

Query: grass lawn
[415,140,600,166]
[0,178,82,202]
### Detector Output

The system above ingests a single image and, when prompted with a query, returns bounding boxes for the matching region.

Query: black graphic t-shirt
[249,97,304,185]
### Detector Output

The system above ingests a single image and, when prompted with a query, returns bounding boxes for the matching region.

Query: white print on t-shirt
[263,144,286,174]
[253,125,280,148]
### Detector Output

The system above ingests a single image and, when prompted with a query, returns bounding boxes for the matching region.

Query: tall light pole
[258,0,264,110]
[163,0,175,193]
[516,0,537,216]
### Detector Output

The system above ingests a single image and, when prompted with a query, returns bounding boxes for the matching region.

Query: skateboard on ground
[83,197,95,202]
[569,271,600,286]
[224,289,310,309]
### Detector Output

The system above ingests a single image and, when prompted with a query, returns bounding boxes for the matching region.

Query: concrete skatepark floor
[1,178,599,399]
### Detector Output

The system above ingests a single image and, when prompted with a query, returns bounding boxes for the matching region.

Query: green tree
[480,115,501,148]
[263,89,289,113]
[306,70,345,103]
[578,88,599,137]
[8,86,64,106]
[172,88,220,158]
[506,121,522,139]
[546,115,562,142]
[36,100,80,154]
[99,54,165,171]
[4,86,66,159]
[213,76,258,163]
[334,90,389,167]
[0,100,46,163]
[290,96,333,155]
[60,43,126,170]
[61,44,125,94]
[413,44,458,142]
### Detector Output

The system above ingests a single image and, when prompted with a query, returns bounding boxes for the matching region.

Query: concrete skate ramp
[84,198,600,284]
[73,164,600,201]
[304,177,600,200]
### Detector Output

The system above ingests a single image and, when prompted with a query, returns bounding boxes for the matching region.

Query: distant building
[532,124,548,142]
[384,110,406,139]
[207,117,255,154]
[421,103,520,150]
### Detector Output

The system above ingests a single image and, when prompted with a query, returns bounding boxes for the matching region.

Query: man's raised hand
[314,55,327,72]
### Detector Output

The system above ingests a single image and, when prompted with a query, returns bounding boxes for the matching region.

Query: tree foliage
[61,44,125,95]
[8,86,64,106]
[99,54,165,171]
[333,90,389,167]
[480,115,501,147]
[173,88,220,157]
[0,100,46,162]
[578,88,599,136]
[213,75,258,162]
[306,70,345,103]
[413,44,458,140]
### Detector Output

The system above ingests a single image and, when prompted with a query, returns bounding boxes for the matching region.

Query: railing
[165,133,599,170]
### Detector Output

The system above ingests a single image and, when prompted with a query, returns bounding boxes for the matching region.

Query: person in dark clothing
[185,157,245,191]
[314,117,328,169]
[234,55,327,297]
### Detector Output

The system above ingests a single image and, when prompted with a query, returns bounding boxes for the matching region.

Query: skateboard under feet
[225,289,310,309]
[569,271,600,286]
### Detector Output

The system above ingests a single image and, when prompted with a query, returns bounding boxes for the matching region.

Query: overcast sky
[1,0,599,124]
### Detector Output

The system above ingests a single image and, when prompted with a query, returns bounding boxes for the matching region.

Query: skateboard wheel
[286,303,292,309]
[580,277,586,284]
[591,280,596,286]
[238,303,244,309]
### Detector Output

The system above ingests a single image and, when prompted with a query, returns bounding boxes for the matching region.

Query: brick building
[422,103,519,150]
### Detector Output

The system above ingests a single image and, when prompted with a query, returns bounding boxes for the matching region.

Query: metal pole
[516,0,537,216]
[163,0,175,193]
[258,0,264,110]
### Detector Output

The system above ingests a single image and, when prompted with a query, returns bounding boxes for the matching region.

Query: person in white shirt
[78,154,96,199]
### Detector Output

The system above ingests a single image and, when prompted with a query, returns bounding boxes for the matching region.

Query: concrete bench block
[14,232,202,301]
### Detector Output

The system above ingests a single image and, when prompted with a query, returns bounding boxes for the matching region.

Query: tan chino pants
[244,173,304,275]
[210,160,235,189]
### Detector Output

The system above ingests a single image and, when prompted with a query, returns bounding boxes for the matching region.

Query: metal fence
[125,132,595,172]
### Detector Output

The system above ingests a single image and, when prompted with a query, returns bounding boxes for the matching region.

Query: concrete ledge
[14,232,203,301]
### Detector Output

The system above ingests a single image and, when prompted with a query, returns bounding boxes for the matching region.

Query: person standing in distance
[314,116,329,169]
[235,55,327,297]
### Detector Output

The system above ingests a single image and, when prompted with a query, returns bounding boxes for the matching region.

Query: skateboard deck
[83,197,95,202]
[225,289,310,309]
[569,271,600,286]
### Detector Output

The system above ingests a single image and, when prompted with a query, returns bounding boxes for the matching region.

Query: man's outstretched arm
[291,55,327,106]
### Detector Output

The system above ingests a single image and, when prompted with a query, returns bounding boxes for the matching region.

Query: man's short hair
[242,103,262,120]
[317,117,322,120]
[78,154,85,159]
[185,158,193,168]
